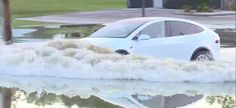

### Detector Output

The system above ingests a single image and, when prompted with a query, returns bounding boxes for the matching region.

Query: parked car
[82,17,220,61]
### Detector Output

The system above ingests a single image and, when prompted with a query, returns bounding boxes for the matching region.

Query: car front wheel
[192,51,214,61]
[115,50,129,55]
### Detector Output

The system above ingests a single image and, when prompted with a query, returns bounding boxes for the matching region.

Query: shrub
[231,5,236,11]
[182,5,192,13]
[196,0,213,12]
[197,0,211,6]
[196,4,214,12]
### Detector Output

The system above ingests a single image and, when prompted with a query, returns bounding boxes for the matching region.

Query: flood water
[0,24,235,108]
[0,77,235,108]
[12,24,103,43]
[7,25,236,48]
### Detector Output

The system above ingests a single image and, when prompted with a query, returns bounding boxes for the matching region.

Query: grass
[11,0,127,18]
[10,0,126,27]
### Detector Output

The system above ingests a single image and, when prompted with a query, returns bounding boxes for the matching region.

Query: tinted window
[166,21,204,37]
[90,19,149,38]
[140,22,165,39]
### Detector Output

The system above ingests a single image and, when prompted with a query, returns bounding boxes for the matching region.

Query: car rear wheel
[192,51,214,61]
[115,50,129,55]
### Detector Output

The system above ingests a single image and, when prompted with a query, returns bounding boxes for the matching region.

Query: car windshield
[90,19,150,38]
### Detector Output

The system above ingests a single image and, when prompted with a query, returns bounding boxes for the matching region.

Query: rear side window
[140,22,165,39]
[165,21,204,37]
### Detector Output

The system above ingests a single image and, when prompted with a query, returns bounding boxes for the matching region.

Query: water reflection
[0,74,235,108]
[133,94,204,108]
[206,96,236,108]
[0,87,235,108]
[0,87,122,108]
[13,24,103,43]
[215,28,236,48]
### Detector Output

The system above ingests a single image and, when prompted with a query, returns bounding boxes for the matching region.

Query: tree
[2,0,12,44]
[0,87,12,108]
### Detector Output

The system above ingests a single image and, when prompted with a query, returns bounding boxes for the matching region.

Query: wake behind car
[82,17,220,61]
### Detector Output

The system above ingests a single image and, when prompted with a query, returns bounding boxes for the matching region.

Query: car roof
[122,17,197,24]
[121,17,205,28]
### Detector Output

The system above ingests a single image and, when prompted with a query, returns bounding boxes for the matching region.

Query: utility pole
[0,88,12,108]
[141,0,145,17]
[2,0,12,44]
[221,0,225,10]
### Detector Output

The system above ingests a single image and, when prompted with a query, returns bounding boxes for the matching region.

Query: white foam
[0,40,235,82]
[0,75,235,97]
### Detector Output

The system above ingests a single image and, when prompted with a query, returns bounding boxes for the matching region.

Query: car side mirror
[138,34,150,40]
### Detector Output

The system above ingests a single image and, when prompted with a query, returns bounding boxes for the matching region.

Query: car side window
[165,22,171,37]
[140,22,165,39]
[166,21,204,37]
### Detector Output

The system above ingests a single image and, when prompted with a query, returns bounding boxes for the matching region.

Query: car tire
[192,50,214,61]
[115,50,129,55]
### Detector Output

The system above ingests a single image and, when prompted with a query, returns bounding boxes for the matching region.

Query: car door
[163,21,207,60]
[131,21,171,59]
[131,21,196,60]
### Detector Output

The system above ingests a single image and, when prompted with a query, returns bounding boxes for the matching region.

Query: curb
[175,11,236,16]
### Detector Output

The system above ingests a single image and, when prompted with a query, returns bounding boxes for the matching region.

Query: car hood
[80,37,130,51]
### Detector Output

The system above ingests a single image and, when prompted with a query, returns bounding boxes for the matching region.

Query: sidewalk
[18,8,235,29]
[176,10,235,16]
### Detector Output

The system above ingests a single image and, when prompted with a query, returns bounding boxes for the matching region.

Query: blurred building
[128,0,223,9]
[223,0,236,10]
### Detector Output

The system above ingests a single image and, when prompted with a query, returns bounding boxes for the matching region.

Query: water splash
[0,40,235,82]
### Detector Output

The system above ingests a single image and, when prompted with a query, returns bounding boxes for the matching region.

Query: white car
[82,17,220,61]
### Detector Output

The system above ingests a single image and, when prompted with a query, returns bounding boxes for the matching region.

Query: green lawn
[11,0,127,18]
